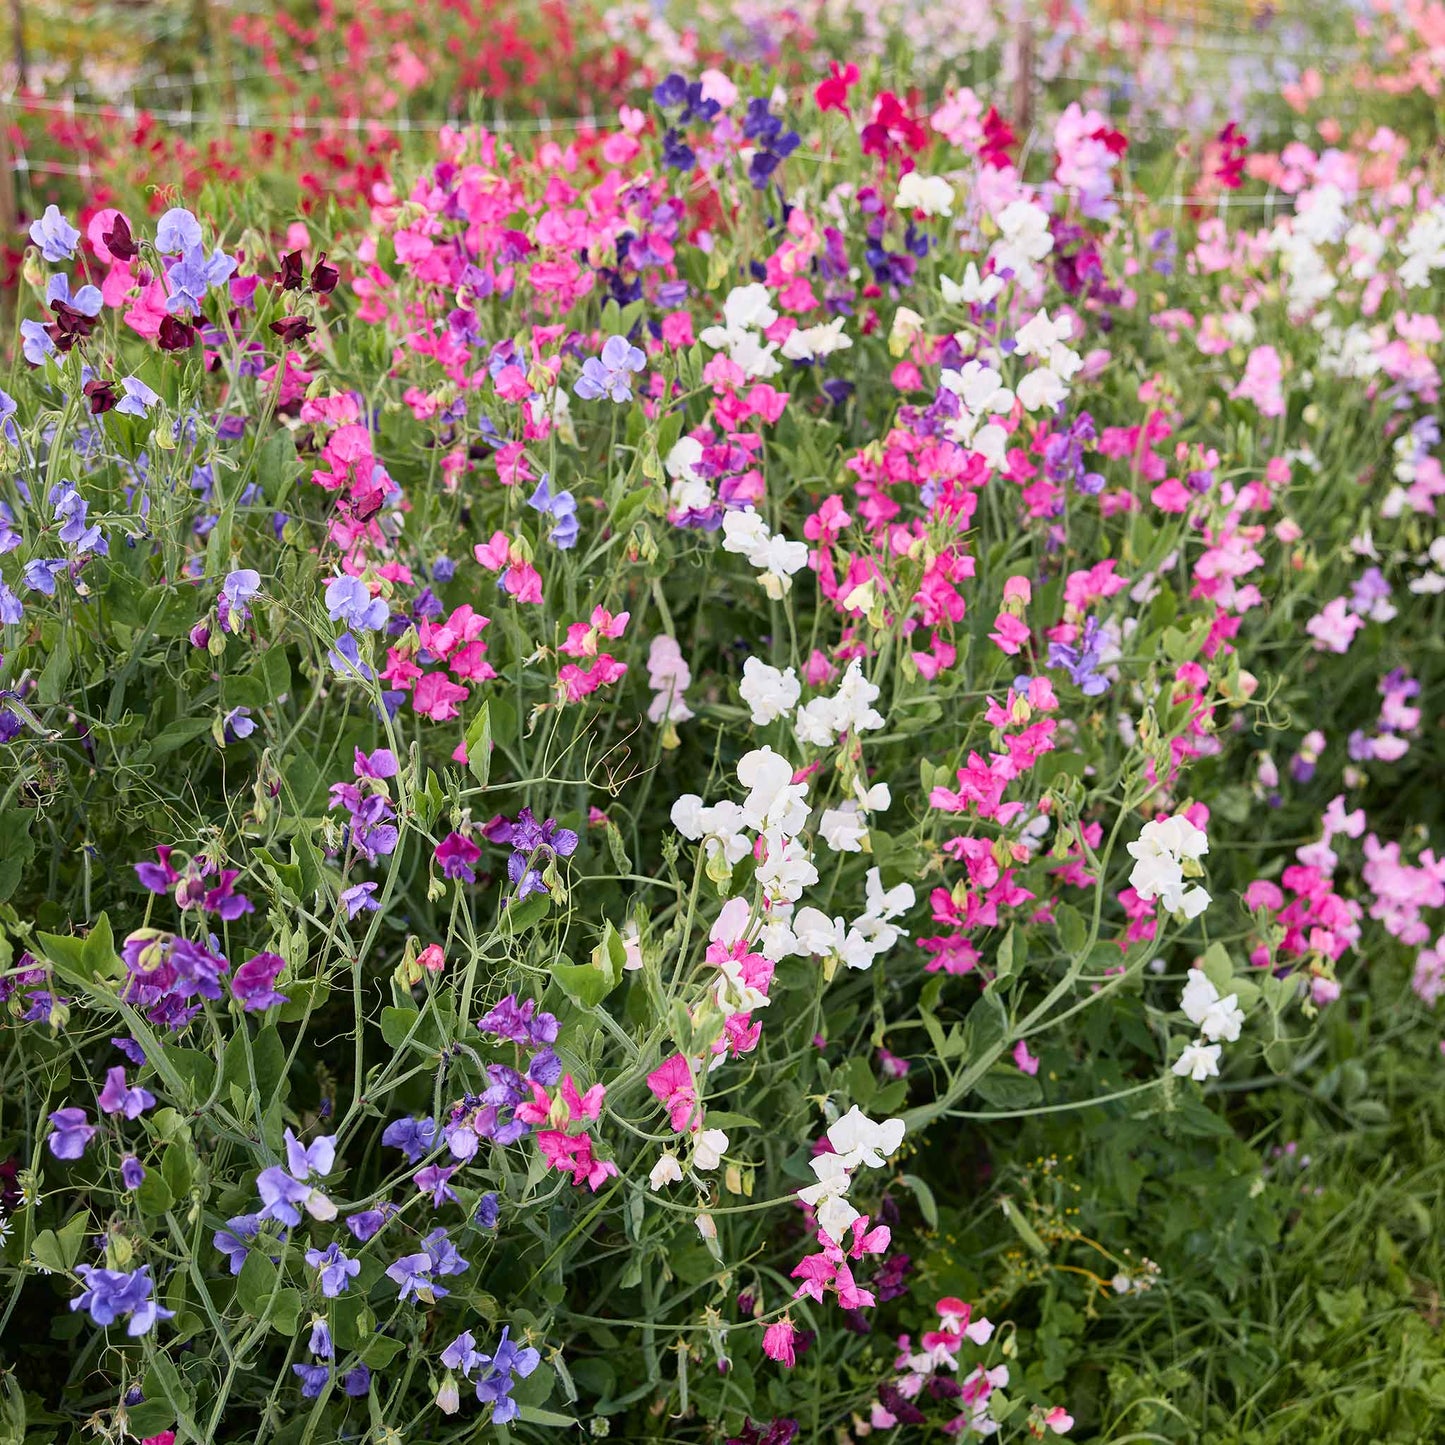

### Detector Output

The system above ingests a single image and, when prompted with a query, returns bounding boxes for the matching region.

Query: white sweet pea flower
[740,656,801,725]
[941,262,1003,307]
[827,1106,905,1169]
[896,171,955,217]
[1016,367,1068,413]
[854,779,891,811]
[1172,1040,1222,1082]
[819,802,869,853]
[692,1128,729,1171]
[650,1151,683,1189]
[736,747,809,835]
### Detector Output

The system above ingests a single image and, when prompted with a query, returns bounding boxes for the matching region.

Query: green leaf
[961,990,1009,1063]
[33,1213,90,1272]
[136,1168,175,1215]
[971,1067,1043,1110]
[465,701,492,787]
[380,1006,422,1049]
[359,1334,406,1368]
[237,1249,279,1316]
[995,925,1018,981]
[1055,903,1087,956]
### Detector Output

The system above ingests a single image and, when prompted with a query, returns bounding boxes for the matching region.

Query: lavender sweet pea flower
[387,1252,446,1304]
[286,1128,336,1179]
[120,1155,146,1191]
[19,320,56,366]
[0,388,17,445]
[422,1227,470,1278]
[328,632,374,681]
[223,707,256,743]
[526,476,579,549]
[115,377,162,418]
[342,1366,372,1397]
[97,1066,155,1119]
[305,1242,360,1298]
[474,1192,501,1229]
[414,1163,460,1208]
[573,335,646,403]
[214,1214,262,1273]
[47,1107,97,1159]
[308,1318,334,1359]
[70,1264,173,1336]
[155,208,203,255]
[22,559,67,596]
[218,568,261,633]
[325,574,389,631]
[29,205,80,262]
[345,1207,391,1243]
[0,581,24,625]
[45,273,103,317]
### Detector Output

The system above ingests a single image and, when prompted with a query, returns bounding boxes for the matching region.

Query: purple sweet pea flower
[293,1363,330,1398]
[381,1115,437,1164]
[414,1163,460,1208]
[346,1206,391,1243]
[120,1155,146,1191]
[47,1107,97,1160]
[342,1365,372,1397]
[97,1066,155,1119]
[308,1318,334,1358]
[434,832,482,883]
[339,882,379,918]
[230,951,288,1011]
[305,1242,360,1298]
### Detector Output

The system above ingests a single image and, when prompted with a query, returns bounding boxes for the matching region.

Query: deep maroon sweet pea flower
[230,952,288,1011]
[434,832,482,883]
[47,1108,97,1159]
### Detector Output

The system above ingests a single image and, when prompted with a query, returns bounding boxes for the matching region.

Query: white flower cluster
[738,655,885,753]
[1172,967,1245,1082]
[699,283,781,378]
[990,199,1054,288]
[780,316,853,362]
[1398,200,1445,289]
[721,508,809,599]
[939,307,1081,467]
[797,1106,906,1241]
[1125,814,1211,920]
[671,745,915,967]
